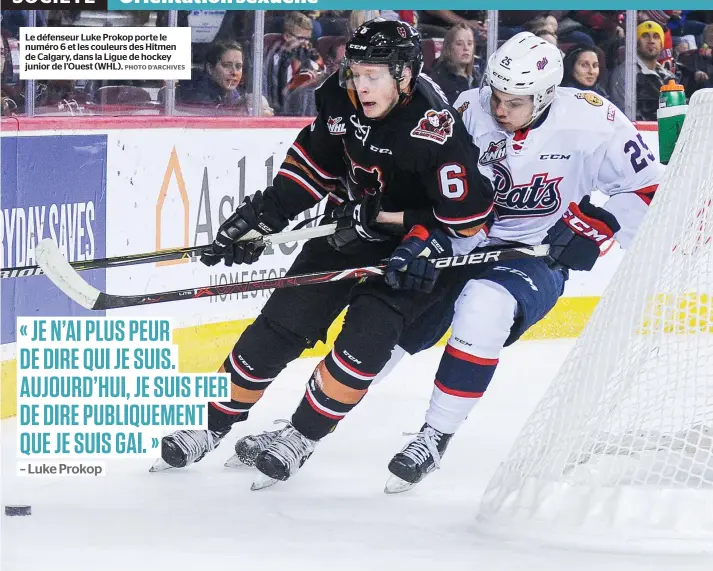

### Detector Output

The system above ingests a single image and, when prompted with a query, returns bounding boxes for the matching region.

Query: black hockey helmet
[340,19,423,93]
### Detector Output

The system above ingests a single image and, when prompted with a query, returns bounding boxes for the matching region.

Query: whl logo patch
[492,163,562,218]
[327,116,346,135]
[479,139,506,165]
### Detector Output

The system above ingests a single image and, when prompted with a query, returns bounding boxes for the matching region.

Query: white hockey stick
[34,223,337,310]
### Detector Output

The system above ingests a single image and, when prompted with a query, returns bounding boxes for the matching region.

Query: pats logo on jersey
[410,109,454,145]
[326,116,346,135]
[456,100,470,115]
[575,92,603,107]
[491,163,562,218]
[607,104,616,122]
[479,139,507,165]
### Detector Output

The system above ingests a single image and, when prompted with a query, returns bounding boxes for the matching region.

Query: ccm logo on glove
[563,205,615,243]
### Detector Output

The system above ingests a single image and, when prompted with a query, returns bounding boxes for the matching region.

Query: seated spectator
[533,28,558,45]
[177,41,273,115]
[665,10,708,41]
[417,11,486,42]
[524,13,559,36]
[428,23,479,104]
[562,45,608,97]
[678,24,713,95]
[609,21,675,120]
[638,10,675,73]
[347,10,377,37]
[265,12,325,116]
[323,37,347,76]
[1,32,22,115]
[380,10,417,27]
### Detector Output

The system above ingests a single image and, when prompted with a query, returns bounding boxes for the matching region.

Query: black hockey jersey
[265,72,494,235]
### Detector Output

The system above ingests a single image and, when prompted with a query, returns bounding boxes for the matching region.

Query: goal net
[476,89,713,552]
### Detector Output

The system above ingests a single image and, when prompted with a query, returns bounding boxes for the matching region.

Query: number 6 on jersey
[438,163,469,200]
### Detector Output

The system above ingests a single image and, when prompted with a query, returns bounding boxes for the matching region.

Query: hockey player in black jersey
[151,19,494,488]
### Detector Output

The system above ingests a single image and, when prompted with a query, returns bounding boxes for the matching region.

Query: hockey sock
[291,368,362,441]
[425,344,498,434]
[210,314,311,431]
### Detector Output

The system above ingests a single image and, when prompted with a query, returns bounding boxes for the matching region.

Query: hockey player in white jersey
[219,31,664,490]
[380,31,664,493]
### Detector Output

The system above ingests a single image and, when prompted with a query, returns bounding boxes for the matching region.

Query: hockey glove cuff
[385,225,453,294]
[327,193,392,254]
[201,190,288,267]
[545,195,620,272]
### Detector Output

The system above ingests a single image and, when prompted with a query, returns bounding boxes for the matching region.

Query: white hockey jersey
[453,87,664,248]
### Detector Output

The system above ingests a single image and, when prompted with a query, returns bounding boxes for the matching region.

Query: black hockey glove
[327,193,392,254]
[545,195,620,272]
[385,225,453,294]
[200,190,288,267]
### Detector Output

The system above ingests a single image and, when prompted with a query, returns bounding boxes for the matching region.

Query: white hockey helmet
[483,32,564,125]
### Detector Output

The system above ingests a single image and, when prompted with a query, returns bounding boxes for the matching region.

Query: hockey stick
[35,241,550,310]
[2,224,336,279]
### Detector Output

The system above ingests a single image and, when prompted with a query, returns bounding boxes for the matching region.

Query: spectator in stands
[417,11,487,42]
[638,11,676,75]
[609,21,675,121]
[265,12,325,116]
[323,37,347,76]
[429,23,479,104]
[533,28,558,45]
[1,32,22,115]
[665,10,708,41]
[347,10,377,38]
[178,41,273,115]
[562,45,608,97]
[678,24,712,95]
[524,13,558,36]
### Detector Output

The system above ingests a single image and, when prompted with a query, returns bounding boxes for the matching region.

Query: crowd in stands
[2,9,712,120]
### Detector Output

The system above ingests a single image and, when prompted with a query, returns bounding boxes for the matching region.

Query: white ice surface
[2,340,712,571]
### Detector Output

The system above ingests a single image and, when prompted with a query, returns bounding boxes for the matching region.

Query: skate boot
[224,428,281,468]
[251,421,318,490]
[149,427,231,472]
[384,424,453,494]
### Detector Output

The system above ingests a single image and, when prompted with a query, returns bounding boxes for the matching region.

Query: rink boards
[0,117,660,418]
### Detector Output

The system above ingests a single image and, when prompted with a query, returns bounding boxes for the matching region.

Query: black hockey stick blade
[2,223,336,279]
[35,241,550,310]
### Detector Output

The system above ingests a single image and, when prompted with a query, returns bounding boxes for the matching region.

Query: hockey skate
[384,424,453,494]
[251,421,318,490]
[224,429,281,468]
[149,428,230,472]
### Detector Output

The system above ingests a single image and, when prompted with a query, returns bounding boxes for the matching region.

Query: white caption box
[19,27,191,80]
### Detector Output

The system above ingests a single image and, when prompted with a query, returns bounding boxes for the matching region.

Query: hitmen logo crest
[410,109,454,145]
